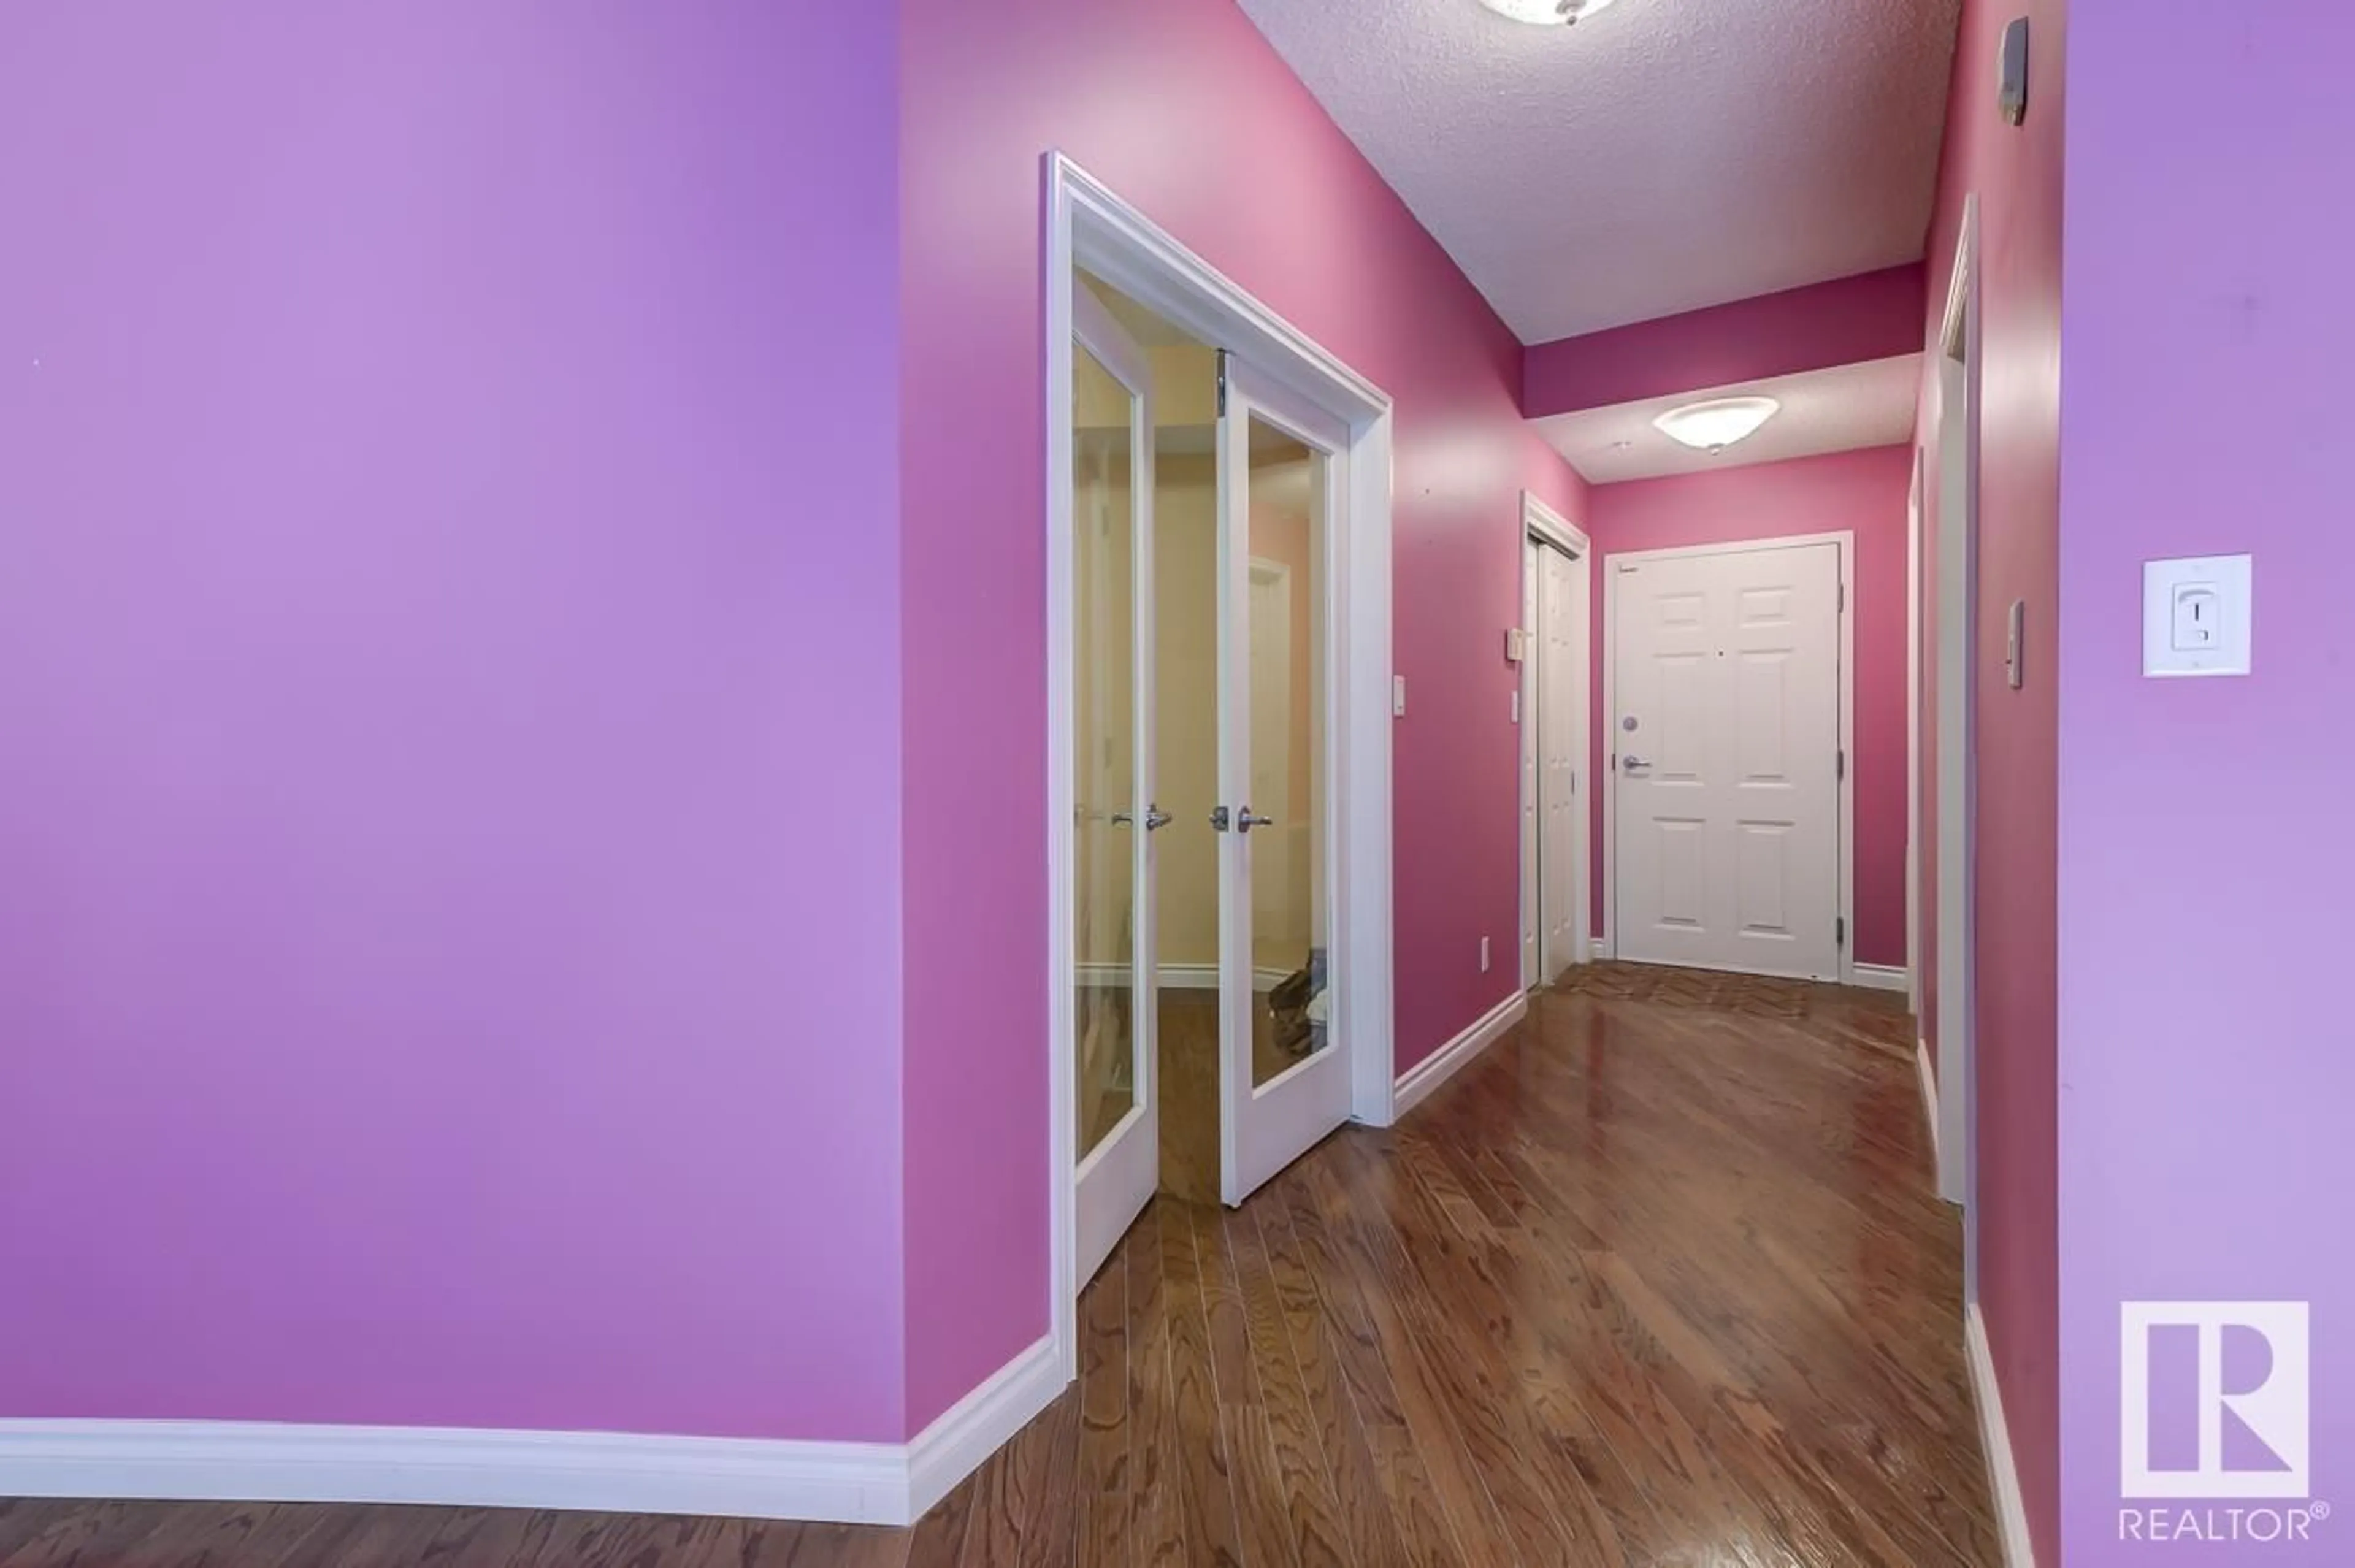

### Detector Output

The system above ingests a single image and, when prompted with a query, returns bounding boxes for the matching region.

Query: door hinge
[1836,748,1846,781]
[1836,916,1847,947]
[1216,350,1229,416]
[1838,581,1846,613]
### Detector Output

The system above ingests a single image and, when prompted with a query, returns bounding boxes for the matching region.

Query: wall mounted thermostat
[2143,554,2253,677]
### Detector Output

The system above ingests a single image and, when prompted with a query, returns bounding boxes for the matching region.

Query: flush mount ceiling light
[1476,0,1619,25]
[1652,396,1781,453]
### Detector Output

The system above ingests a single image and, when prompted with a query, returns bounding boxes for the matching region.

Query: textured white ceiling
[1234,0,1959,343]
[1533,353,1920,482]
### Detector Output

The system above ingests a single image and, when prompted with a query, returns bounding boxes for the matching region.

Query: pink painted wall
[1584,448,1913,969]
[2058,7,2353,1561]
[896,0,1591,1430]
[0,4,909,1440]
[1911,0,2066,1557]
[1523,265,1926,419]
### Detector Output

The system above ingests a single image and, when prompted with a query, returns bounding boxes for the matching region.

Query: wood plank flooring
[0,966,1991,1566]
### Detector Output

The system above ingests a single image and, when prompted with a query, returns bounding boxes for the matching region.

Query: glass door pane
[1070,277,1158,1288]
[1074,341,1139,1161]
[1241,420,1329,1088]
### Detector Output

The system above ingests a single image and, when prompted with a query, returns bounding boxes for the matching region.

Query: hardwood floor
[0,966,1991,1566]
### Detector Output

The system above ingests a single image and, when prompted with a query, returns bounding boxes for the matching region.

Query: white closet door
[1538,543,1587,983]
[1521,541,1542,988]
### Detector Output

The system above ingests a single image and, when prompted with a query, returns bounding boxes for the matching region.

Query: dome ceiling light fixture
[1652,396,1782,454]
[1476,0,1620,25]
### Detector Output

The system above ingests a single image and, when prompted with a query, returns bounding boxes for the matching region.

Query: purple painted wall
[1522,266,1927,420]
[1912,0,2066,1555]
[1584,448,1913,970]
[895,0,1591,1430]
[2058,6,2352,1561]
[0,5,909,1440]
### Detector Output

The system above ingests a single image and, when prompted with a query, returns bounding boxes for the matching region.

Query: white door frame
[1522,535,1542,987]
[1907,448,1925,1017]
[1046,153,1396,1385]
[1599,531,1858,986]
[1932,196,1981,1228]
[1520,492,1591,986]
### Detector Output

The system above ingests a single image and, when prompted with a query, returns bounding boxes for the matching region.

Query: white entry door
[1071,285,1160,1285]
[1612,540,1842,980]
[1216,352,1350,1205]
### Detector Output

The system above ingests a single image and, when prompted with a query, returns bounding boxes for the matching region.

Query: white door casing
[1609,538,1847,982]
[1934,194,1980,1226]
[1520,540,1542,988]
[1907,449,1925,1016]
[1070,283,1159,1289]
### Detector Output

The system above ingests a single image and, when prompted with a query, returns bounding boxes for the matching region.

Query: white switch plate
[1392,675,1407,717]
[1479,936,1490,973]
[2143,554,2252,677]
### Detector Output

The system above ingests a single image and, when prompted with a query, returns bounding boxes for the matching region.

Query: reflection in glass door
[1071,285,1160,1286]
[1215,352,1351,1204]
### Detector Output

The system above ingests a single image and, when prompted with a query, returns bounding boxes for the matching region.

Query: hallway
[0,972,1991,1567]
[928,969,1993,1566]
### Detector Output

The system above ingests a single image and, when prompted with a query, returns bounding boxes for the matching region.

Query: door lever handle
[1236,806,1276,833]
[1144,806,1173,831]
[1622,755,1652,773]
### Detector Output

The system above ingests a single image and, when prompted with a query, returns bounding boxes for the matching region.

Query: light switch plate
[2143,554,2253,677]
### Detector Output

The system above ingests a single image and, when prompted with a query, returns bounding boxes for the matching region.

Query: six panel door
[1612,542,1842,980]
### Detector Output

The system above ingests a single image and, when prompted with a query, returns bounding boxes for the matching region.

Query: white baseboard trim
[1076,963,1287,993]
[1966,1303,2039,1567]
[0,1336,1062,1530]
[1916,1038,1940,1169]
[0,1421,909,1526]
[905,1334,1060,1520]
[1850,962,1909,993]
[1392,991,1527,1119]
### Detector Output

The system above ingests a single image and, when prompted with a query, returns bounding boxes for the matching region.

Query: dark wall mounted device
[1999,18,2031,126]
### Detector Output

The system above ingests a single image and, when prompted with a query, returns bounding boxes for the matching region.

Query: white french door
[1214,353,1350,1205]
[1070,285,1160,1285]
[1611,540,1843,980]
